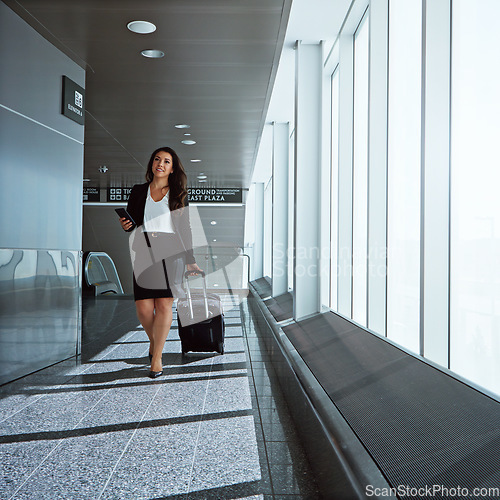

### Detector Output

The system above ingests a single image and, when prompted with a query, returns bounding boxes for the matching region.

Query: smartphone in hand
[114,208,136,227]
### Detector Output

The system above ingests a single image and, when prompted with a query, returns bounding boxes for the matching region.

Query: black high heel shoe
[148,370,163,379]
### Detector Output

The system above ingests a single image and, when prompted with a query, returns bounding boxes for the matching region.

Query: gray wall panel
[0,106,83,250]
[0,3,84,384]
[0,2,85,144]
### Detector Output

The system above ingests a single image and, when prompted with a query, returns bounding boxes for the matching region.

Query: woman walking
[119,146,202,378]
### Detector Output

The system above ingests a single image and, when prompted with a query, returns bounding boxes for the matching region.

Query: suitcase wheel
[218,341,224,355]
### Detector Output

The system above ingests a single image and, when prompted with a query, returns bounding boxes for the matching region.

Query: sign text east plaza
[188,188,242,203]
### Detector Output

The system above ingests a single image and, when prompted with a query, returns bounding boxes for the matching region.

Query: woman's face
[152,151,174,180]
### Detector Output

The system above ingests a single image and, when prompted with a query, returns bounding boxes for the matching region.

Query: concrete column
[368,0,389,334]
[293,42,322,320]
[253,182,265,279]
[272,122,290,297]
[422,0,451,365]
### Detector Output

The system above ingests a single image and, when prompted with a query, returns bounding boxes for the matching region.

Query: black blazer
[126,182,196,264]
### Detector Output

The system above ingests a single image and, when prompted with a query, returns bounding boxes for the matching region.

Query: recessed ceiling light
[210,220,217,225]
[184,133,191,136]
[198,179,207,183]
[213,239,217,242]
[197,175,207,180]
[141,49,164,58]
[190,159,202,163]
[213,284,219,287]
[181,140,196,145]
[175,124,190,129]
[83,178,91,182]
[127,21,156,34]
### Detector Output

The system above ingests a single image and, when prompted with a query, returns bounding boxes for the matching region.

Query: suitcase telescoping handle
[184,270,209,320]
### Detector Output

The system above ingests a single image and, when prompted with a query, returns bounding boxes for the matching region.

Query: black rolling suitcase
[177,271,225,355]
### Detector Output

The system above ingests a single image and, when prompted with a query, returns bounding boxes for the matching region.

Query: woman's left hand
[186,263,203,276]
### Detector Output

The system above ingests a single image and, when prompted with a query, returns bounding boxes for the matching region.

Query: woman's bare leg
[135,298,155,356]
[150,297,175,372]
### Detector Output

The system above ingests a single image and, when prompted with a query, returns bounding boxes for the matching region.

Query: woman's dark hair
[145,146,188,210]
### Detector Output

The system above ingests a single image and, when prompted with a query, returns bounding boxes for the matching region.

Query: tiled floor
[0,295,319,499]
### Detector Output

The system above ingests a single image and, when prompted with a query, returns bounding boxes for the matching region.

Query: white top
[142,186,175,233]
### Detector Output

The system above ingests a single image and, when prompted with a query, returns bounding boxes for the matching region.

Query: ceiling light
[210,220,217,225]
[127,21,156,34]
[198,179,207,183]
[213,239,217,242]
[141,49,164,58]
[175,124,190,129]
[184,133,191,136]
[190,159,202,163]
[83,178,91,182]
[181,140,196,145]
[213,284,219,287]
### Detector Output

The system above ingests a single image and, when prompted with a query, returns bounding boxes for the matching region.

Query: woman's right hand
[119,217,133,231]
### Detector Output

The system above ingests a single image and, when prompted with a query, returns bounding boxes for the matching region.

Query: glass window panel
[450,0,500,396]
[330,68,340,310]
[386,0,422,353]
[263,178,272,278]
[352,12,370,325]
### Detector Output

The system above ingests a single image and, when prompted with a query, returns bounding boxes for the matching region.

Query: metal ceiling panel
[3,0,292,189]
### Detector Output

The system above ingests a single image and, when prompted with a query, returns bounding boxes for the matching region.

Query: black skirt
[133,260,173,301]
[132,232,185,301]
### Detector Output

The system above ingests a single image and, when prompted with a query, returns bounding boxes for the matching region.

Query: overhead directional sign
[188,188,242,203]
[83,187,243,204]
[83,187,99,202]
[107,187,133,202]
